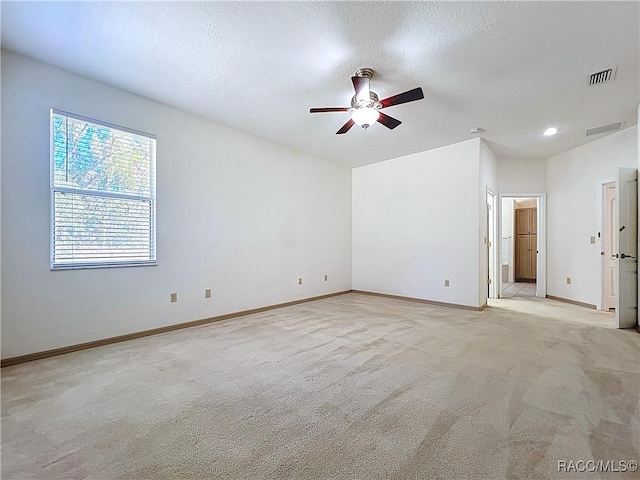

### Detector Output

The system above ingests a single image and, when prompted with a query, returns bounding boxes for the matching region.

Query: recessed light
[544,127,558,136]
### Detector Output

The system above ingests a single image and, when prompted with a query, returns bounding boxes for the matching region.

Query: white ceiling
[2,1,638,168]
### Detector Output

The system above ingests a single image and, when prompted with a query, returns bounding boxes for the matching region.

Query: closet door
[529,208,537,234]
[515,207,537,281]
[516,209,531,236]
[516,235,531,279]
[530,233,537,278]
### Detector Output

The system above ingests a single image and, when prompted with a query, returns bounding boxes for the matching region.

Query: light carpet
[2,293,639,479]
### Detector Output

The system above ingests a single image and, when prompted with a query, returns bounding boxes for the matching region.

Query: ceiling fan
[310,68,424,134]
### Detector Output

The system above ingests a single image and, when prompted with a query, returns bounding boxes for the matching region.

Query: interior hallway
[502,281,537,298]
[2,293,638,479]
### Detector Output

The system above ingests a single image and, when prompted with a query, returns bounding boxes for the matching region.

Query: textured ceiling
[2,1,638,168]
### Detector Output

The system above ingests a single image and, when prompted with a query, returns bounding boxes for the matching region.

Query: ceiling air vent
[588,67,616,85]
[585,122,623,137]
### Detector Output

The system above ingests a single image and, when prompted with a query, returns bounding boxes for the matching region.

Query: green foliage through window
[51,110,156,268]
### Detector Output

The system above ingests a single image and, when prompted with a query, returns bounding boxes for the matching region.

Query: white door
[603,182,616,310]
[615,167,638,329]
[487,192,497,299]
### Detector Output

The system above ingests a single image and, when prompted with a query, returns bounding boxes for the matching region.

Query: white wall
[352,138,484,308]
[637,104,640,328]
[479,140,498,306]
[1,51,352,359]
[547,126,637,306]
[497,158,547,194]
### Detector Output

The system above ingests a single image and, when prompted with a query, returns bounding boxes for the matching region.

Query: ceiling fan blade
[379,87,424,108]
[352,76,370,103]
[336,119,355,134]
[377,112,402,130]
[310,107,351,113]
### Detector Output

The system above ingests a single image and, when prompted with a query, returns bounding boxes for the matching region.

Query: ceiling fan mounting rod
[355,68,374,79]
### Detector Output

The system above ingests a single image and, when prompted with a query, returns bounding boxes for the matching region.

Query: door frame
[497,193,547,298]
[597,178,616,311]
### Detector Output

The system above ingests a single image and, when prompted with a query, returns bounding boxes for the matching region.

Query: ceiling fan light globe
[352,107,380,128]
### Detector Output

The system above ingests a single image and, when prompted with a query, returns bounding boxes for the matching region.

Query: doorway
[497,193,547,299]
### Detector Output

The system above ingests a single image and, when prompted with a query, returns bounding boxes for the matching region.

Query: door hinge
[488,278,492,284]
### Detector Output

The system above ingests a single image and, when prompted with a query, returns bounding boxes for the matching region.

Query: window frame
[50,108,157,270]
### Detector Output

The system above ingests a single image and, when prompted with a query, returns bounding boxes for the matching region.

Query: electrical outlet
[170,292,178,302]
[566,277,571,285]
[324,274,328,281]
[444,280,450,287]
[205,289,211,299]
[590,236,596,244]
[298,277,303,285]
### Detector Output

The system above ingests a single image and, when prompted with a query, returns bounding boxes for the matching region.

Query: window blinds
[51,110,156,269]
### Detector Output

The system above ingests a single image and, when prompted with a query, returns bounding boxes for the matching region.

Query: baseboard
[1,290,352,368]
[546,294,596,310]
[351,290,486,311]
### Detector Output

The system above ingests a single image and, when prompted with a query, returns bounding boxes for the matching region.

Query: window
[50,109,156,269]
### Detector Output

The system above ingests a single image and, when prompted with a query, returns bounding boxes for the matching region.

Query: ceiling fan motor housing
[351,91,380,109]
